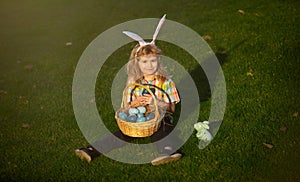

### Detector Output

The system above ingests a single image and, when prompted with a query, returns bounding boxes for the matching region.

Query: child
[75,15,182,165]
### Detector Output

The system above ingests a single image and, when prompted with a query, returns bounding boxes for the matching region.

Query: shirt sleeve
[122,86,136,107]
[162,79,180,104]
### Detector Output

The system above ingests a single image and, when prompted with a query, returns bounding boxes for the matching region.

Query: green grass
[0,0,299,181]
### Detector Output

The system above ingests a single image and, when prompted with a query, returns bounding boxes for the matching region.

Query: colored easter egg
[118,112,128,120]
[142,88,155,95]
[137,113,144,118]
[136,117,146,122]
[137,106,146,114]
[127,114,137,122]
[146,112,155,120]
[129,108,139,115]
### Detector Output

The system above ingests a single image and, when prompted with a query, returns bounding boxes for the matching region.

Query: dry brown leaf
[203,35,212,41]
[217,50,227,55]
[24,64,33,70]
[238,9,245,14]
[263,142,273,149]
[22,124,30,129]
[246,72,254,76]
[23,100,29,104]
[0,90,7,95]
[293,112,299,117]
[280,125,287,132]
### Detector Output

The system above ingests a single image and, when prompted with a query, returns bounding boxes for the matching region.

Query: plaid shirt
[125,76,180,104]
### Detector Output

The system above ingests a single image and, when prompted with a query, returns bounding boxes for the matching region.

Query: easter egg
[146,112,155,120]
[129,108,139,115]
[137,113,144,118]
[137,106,146,114]
[142,88,155,95]
[136,117,146,122]
[118,112,128,120]
[127,114,137,122]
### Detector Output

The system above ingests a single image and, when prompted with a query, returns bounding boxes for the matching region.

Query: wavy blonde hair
[126,44,168,85]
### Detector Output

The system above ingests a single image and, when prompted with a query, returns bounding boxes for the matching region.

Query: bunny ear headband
[123,14,166,59]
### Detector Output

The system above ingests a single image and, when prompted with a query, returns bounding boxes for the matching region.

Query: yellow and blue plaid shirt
[125,76,180,104]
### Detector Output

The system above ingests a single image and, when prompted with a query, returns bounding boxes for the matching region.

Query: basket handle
[122,83,159,115]
[140,84,173,109]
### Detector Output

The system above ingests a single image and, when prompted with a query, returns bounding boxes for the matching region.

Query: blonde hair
[126,44,168,84]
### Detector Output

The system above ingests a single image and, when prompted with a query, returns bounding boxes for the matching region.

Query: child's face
[138,54,158,76]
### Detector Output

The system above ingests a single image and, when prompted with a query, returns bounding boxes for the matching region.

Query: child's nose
[147,62,152,68]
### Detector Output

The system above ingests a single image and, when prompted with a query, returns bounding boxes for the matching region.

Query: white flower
[194,121,213,142]
[194,121,210,131]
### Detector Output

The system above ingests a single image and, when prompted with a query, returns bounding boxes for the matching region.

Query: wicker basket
[115,83,161,137]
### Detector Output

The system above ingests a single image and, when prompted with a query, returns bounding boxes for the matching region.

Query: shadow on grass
[174,39,247,136]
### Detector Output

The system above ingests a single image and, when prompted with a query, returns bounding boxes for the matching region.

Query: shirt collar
[140,75,158,84]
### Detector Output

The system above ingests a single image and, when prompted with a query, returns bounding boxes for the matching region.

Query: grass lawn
[0,0,299,181]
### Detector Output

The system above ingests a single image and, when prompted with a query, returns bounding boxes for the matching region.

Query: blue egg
[136,117,146,122]
[137,106,146,114]
[137,113,144,118]
[129,108,139,115]
[118,112,128,120]
[146,112,155,120]
[127,114,137,122]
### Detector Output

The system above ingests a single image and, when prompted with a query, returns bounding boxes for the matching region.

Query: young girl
[75,15,182,165]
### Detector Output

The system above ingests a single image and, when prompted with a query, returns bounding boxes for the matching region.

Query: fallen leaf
[22,100,29,104]
[263,142,273,149]
[22,124,30,129]
[293,112,299,117]
[246,72,254,76]
[24,64,33,70]
[217,50,227,55]
[203,35,212,41]
[238,9,245,14]
[280,125,287,132]
[65,42,72,46]
[0,90,7,95]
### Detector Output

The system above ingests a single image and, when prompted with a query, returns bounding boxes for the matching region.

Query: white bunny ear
[151,14,166,44]
[123,31,147,46]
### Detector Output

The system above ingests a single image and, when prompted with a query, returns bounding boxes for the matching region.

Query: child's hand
[130,95,153,107]
[137,94,153,105]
